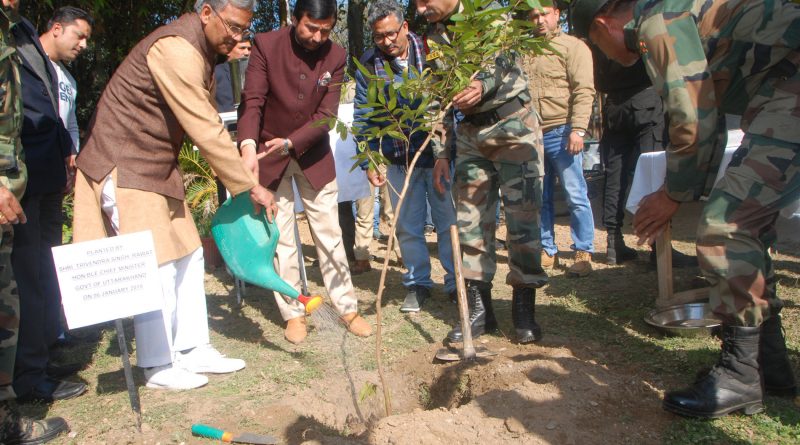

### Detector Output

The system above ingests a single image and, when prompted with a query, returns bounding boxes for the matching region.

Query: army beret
[570,0,611,37]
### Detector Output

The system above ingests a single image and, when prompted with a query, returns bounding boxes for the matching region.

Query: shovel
[191,424,278,444]
[211,194,322,313]
[434,225,497,362]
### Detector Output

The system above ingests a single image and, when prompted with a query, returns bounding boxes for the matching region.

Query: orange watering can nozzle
[297,294,323,314]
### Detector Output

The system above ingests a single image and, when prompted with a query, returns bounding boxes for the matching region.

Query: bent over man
[573,0,800,418]
[74,0,275,390]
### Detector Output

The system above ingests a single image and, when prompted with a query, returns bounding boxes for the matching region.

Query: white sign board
[52,231,163,329]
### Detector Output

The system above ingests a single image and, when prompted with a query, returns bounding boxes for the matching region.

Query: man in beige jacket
[524,4,596,277]
[74,0,275,390]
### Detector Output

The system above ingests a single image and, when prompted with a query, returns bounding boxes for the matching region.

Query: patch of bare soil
[230,212,673,445]
[369,339,668,445]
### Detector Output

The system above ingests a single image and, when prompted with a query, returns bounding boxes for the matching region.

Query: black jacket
[12,18,73,195]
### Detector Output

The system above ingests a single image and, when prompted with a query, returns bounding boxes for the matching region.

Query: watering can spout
[211,194,323,314]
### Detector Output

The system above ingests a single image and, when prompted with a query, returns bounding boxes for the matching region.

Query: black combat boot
[512,287,542,344]
[447,280,494,342]
[606,229,638,265]
[760,312,797,396]
[663,325,763,418]
[0,400,69,445]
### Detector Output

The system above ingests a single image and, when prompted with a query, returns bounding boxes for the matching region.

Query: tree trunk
[279,0,291,27]
[347,0,367,67]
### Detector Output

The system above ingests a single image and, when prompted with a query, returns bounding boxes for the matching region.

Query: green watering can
[210,194,322,314]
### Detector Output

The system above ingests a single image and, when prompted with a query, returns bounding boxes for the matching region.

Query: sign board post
[52,231,165,431]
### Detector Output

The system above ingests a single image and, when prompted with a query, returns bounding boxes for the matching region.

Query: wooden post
[655,224,674,307]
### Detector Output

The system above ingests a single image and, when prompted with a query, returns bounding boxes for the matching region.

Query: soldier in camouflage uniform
[416,0,547,344]
[573,0,800,418]
[0,1,69,443]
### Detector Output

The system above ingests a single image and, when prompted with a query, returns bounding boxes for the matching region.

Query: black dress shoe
[18,378,87,403]
[46,363,83,379]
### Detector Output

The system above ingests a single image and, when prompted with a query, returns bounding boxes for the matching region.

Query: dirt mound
[275,337,670,445]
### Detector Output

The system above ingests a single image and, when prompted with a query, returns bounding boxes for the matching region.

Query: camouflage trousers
[454,107,548,287]
[697,72,800,326]
[0,223,17,401]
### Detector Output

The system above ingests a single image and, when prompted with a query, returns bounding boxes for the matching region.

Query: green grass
[28,224,800,444]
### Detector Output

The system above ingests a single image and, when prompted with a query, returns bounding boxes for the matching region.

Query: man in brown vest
[73,0,275,390]
[237,0,372,344]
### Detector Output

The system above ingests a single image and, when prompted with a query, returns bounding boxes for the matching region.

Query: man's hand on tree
[453,80,483,112]
[366,167,386,187]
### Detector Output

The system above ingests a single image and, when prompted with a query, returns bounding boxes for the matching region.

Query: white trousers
[101,176,210,368]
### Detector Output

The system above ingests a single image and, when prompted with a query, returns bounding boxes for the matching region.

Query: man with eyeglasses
[74,0,275,391]
[354,0,457,313]
[237,0,372,344]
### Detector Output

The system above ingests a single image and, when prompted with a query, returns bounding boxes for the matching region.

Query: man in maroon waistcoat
[73,0,275,390]
[237,0,372,344]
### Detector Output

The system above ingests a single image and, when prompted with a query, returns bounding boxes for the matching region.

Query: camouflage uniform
[630,0,800,326]
[0,6,25,401]
[425,4,547,288]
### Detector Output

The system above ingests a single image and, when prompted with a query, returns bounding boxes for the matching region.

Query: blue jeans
[387,165,456,293]
[541,124,595,255]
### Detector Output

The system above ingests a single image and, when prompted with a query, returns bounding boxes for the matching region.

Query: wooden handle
[450,225,476,359]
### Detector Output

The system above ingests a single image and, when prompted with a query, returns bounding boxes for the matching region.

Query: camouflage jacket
[0,6,24,201]
[630,0,800,201]
[424,1,532,158]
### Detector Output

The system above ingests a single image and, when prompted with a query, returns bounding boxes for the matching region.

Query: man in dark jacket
[10,7,88,403]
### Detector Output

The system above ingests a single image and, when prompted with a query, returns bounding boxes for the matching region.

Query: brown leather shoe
[284,317,307,344]
[568,251,593,277]
[341,313,372,337]
[350,259,372,275]
[541,251,558,269]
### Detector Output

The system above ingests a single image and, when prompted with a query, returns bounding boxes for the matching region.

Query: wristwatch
[281,139,290,156]
[573,129,586,137]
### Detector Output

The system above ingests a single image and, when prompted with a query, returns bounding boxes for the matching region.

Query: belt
[462,97,527,127]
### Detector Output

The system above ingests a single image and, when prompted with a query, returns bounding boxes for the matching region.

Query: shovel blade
[232,432,280,445]
[434,345,497,362]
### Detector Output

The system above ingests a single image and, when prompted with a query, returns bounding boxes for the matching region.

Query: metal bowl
[644,303,722,337]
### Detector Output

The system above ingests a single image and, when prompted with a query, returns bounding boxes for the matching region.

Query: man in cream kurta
[74,1,275,391]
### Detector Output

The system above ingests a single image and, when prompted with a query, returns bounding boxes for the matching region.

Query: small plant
[62,191,74,244]
[178,139,218,237]
[318,0,553,417]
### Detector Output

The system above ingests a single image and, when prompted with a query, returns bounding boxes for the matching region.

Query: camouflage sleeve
[637,12,719,202]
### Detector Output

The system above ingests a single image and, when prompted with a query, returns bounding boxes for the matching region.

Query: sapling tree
[320,0,555,416]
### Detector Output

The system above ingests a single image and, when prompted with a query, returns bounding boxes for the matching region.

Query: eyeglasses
[372,26,403,43]
[209,5,252,39]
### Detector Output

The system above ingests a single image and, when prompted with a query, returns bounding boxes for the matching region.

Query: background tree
[21,0,282,129]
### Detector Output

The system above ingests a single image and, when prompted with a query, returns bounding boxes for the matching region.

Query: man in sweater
[524,4,596,277]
